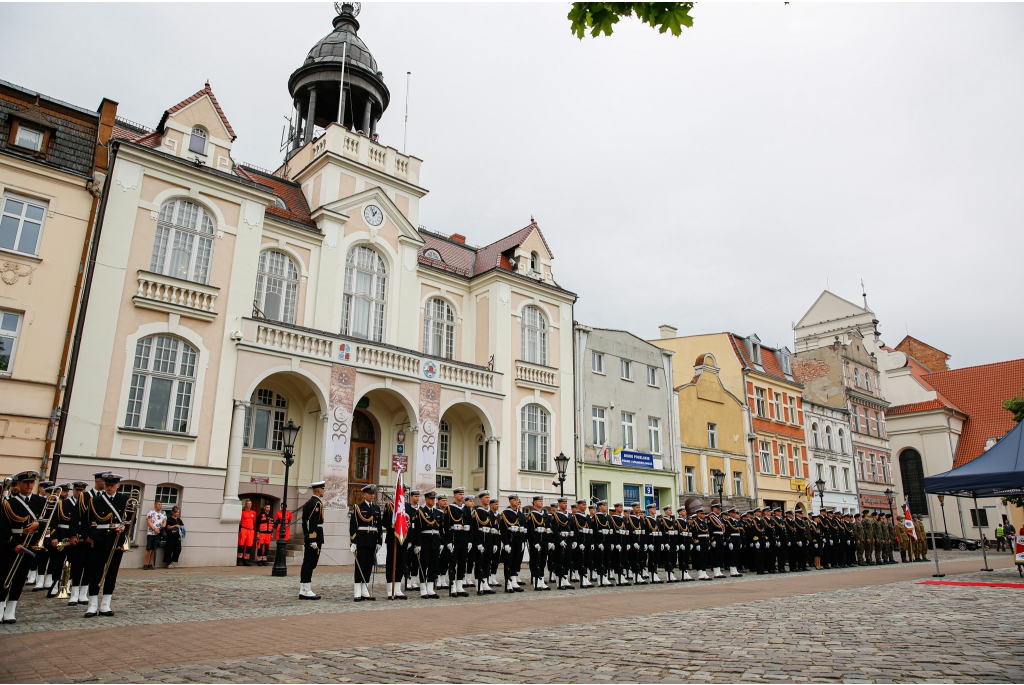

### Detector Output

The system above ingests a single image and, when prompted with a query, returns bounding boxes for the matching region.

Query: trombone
[3,486,61,590]
[96,494,139,593]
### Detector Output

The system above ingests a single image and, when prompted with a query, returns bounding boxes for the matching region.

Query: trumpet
[55,538,75,551]
[30,488,63,551]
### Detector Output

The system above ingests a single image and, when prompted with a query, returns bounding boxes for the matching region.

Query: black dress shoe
[397,594,407,600]
[99,611,114,617]
[353,597,363,602]
[84,611,97,618]
[364,595,376,601]
[299,594,321,601]
[2,618,15,624]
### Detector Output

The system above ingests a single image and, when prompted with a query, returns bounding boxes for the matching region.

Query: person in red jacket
[274,505,293,543]
[256,503,274,566]
[237,500,256,566]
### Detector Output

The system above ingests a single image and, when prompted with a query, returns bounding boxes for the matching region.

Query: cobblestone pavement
[1,551,1020,683]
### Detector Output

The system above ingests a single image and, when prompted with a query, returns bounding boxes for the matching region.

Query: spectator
[164,507,183,568]
[144,500,166,570]
[995,522,1005,551]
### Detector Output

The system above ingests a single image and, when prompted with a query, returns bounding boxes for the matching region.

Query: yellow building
[653,327,810,512]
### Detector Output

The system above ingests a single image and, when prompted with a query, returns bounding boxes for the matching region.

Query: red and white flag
[393,471,409,544]
[903,499,917,539]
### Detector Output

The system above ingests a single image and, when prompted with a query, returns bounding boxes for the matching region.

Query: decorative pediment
[321,187,423,244]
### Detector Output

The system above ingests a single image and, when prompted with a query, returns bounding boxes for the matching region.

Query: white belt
[697,533,709,538]
[667,531,677,536]
[619,530,629,535]
[358,526,378,532]
[93,524,113,529]
[58,524,71,529]
[450,524,466,531]
[651,532,662,537]
[683,532,691,537]
[559,531,570,537]
[11,528,23,533]
[422,530,440,535]
[632,530,642,535]
[600,529,612,535]
[731,533,741,537]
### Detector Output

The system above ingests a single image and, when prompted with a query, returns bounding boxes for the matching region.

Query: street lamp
[937,495,951,550]
[712,470,726,508]
[271,419,300,578]
[815,477,826,514]
[554,452,570,497]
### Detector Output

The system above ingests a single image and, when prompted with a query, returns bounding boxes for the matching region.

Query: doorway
[348,410,376,507]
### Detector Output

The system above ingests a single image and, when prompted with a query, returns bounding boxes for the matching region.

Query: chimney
[449,233,466,244]
[659,325,677,339]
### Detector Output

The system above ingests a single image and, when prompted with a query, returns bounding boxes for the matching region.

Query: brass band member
[0,470,41,624]
[84,473,130,618]
[349,484,380,602]
[46,483,78,599]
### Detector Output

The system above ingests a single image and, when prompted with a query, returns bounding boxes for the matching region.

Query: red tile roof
[886,399,951,416]
[235,165,317,229]
[727,333,799,386]
[157,81,237,141]
[473,220,552,276]
[921,359,1024,468]
[419,233,475,277]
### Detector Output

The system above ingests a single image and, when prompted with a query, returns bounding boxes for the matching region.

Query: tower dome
[287,2,390,153]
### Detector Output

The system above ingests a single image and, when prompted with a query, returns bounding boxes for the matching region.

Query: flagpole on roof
[336,41,348,126]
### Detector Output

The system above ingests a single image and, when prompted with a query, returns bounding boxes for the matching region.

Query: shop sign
[618,450,654,469]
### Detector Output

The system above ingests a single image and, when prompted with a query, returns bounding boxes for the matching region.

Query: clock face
[363,204,384,227]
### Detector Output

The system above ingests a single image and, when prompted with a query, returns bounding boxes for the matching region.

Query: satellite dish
[334,1,361,16]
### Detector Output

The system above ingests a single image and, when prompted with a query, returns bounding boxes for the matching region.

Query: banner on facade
[325,364,357,511]
[416,381,441,491]
[618,450,654,469]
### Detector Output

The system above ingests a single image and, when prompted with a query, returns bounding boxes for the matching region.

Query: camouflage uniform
[895,517,909,562]
[914,517,928,561]
[862,512,876,565]
[853,514,865,565]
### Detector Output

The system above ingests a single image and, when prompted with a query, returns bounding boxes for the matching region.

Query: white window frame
[733,471,743,497]
[865,372,872,392]
[838,429,846,453]
[778,443,788,475]
[529,251,540,275]
[591,407,606,446]
[647,366,658,387]
[621,412,634,450]
[150,199,216,285]
[707,422,718,449]
[0,310,22,376]
[774,393,782,421]
[793,445,802,477]
[843,467,851,491]
[829,464,838,490]
[816,463,824,482]
[685,466,696,493]
[520,404,549,472]
[520,306,548,365]
[423,248,442,261]
[759,440,771,473]
[476,437,485,470]
[244,388,287,451]
[825,426,833,452]
[188,126,208,155]
[13,125,44,152]
[854,368,861,387]
[789,397,797,424]
[124,335,197,434]
[620,359,632,381]
[437,420,450,469]
[255,250,300,324]
[811,423,820,449]
[155,485,181,506]
[856,450,866,480]
[341,245,388,342]
[648,417,661,455]
[755,388,767,418]
[591,351,604,374]
[869,453,878,482]
[1,193,47,256]
[423,297,456,360]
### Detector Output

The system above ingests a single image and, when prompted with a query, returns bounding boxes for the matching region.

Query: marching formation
[302,485,931,601]
[0,470,138,624]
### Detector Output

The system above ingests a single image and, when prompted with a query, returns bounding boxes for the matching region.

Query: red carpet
[918,580,1024,588]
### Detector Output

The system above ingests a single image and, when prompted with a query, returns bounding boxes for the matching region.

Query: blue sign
[623,484,640,506]
[396,443,404,455]
[620,450,654,469]
[423,360,438,378]
[643,484,654,496]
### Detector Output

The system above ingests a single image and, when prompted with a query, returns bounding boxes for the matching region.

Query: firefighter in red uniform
[256,504,274,566]
[237,500,256,566]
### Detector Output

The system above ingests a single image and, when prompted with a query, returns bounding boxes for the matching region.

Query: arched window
[423,297,456,359]
[520,306,548,365]
[255,250,299,324]
[244,388,287,451]
[811,423,820,449]
[423,248,442,261]
[437,420,450,469]
[520,404,549,472]
[838,429,846,453]
[188,127,207,155]
[150,199,215,284]
[899,449,927,516]
[825,426,834,451]
[125,335,197,433]
[341,245,387,341]
[529,251,540,274]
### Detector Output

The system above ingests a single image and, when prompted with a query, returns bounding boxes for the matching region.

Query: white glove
[534,544,541,551]
[477,544,484,553]
[414,546,421,554]
[467,542,473,551]
[492,545,498,554]
[787,542,791,547]
[776,541,782,548]
[634,543,640,550]
[571,541,577,549]
[560,540,567,548]
[797,541,802,547]
[504,544,511,553]
[350,543,356,553]
[446,543,454,552]
[755,542,761,550]
[695,544,701,552]
[728,542,734,551]
[310,542,318,551]
[814,543,819,549]
[548,542,555,550]
[598,544,604,551]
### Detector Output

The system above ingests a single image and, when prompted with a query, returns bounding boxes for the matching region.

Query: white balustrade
[254,324,334,359]
[136,272,218,316]
[516,360,558,387]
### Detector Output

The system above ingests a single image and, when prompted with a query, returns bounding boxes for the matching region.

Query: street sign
[620,450,655,469]
[396,443,404,454]
[392,454,408,473]
[249,476,269,484]
[643,484,654,496]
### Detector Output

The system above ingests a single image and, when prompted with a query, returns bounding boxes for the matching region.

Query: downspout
[743,370,760,507]
[51,141,119,477]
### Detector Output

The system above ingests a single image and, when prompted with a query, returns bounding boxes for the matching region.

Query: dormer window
[752,342,762,365]
[272,197,288,211]
[423,249,442,261]
[188,127,207,155]
[14,126,44,152]
[529,251,540,275]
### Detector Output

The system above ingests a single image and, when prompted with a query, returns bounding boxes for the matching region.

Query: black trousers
[164,536,181,564]
[46,544,70,592]
[300,541,320,583]
[678,539,690,571]
[448,540,468,581]
[0,551,31,602]
[711,534,725,568]
[87,538,122,596]
[474,542,491,582]
[35,545,50,578]
[528,542,546,581]
[728,536,742,569]
[490,536,502,576]
[646,540,660,574]
[70,541,90,588]
[437,543,451,581]
[693,536,708,570]
[353,544,375,586]
[384,534,405,584]
[419,540,440,582]
[406,543,419,582]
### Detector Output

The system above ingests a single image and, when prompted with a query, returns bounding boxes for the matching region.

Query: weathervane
[334,1,360,16]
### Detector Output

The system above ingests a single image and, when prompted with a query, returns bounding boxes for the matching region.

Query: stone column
[303,87,318,145]
[699,452,709,495]
[220,400,248,522]
[292,99,302,150]
[723,456,732,496]
[486,437,499,494]
[362,99,372,135]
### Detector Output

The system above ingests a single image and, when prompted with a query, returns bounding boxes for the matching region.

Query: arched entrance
[900,449,927,516]
[436,401,493,494]
[348,410,377,506]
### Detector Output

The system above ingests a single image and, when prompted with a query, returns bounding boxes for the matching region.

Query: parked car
[925,532,980,551]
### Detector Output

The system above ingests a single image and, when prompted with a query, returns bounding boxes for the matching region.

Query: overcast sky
[3,3,1021,368]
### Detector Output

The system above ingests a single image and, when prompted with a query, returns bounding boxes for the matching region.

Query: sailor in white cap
[299,481,325,600]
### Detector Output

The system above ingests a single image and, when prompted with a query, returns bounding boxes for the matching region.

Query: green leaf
[568,2,694,39]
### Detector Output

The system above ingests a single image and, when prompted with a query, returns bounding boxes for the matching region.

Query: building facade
[573,326,679,509]
[800,398,857,514]
[652,329,806,512]
[0,79,116,478]
[794,292,896,514]
[55,6,576,566]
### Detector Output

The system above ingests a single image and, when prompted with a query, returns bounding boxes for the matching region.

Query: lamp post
[815,477,826,515]
[884,488,898,556]
[712,469,726,509]
[937,495,951,550]
[554,452,570,497]
[271,419,300,578]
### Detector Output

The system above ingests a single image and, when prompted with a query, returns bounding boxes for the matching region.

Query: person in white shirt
[144,501,166,570]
